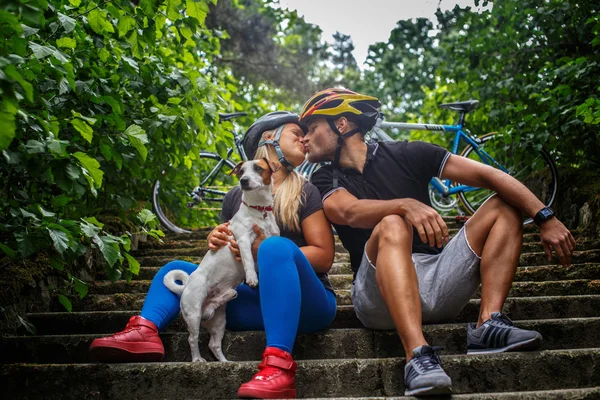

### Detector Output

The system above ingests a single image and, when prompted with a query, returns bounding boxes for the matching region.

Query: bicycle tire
[457,132,558,224]
[152,152,238,234]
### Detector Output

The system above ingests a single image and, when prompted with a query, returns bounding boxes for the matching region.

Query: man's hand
[539,218,576,267]
[251,224,266,261]
[399,198,449,248]
[207,222,241,262]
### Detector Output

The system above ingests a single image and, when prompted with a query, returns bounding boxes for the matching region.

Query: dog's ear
[229,161,244,177]
[261,158,274,173]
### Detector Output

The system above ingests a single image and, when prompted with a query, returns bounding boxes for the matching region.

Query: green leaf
[102,96,122,115]
[73,152,104,189]
[166,0,182,20]
[4,65,34,102]
[0,112,16,150]
[127,30,142,59]
[50,256,64,271]
[47,137,69,156]
[124,124,148,161]
[47,228,70,255]
[80,220,101,238]
[98,47,110,62]
[58,12,77,33]
[124,252,140,275]
[117,15,136,37]
[38,205,56,218]
[56,37,76,49]
[57,294,72,312]
[21,24,39,37]
[51,195,70,208]
[74,278,88,298]
[25,140,45,154]
[71,110,97,125]
[29,42,55,59]
[84,216,104,228]
[0,243,17,258]
[69,0,82,6]
[71,119,93,143]
[88,9,114,35]
[137,209,157,225]
[93,235,122,267]
[140,0,159,17]
[20,208,40,220]
[186,0,208,25]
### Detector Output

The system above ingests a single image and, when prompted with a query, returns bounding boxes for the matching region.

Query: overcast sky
[279,0,484,65]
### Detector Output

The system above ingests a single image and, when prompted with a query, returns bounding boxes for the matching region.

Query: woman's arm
[299,209,335,273]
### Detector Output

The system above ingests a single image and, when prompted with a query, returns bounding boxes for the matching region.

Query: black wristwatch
[533,207,555,226]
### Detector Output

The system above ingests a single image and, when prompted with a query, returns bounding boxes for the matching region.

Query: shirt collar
[338,142,379,175]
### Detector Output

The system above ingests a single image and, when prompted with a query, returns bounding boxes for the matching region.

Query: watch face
[541,208,553,218]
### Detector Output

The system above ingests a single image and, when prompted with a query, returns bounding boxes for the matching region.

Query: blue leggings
[140,236,337,353]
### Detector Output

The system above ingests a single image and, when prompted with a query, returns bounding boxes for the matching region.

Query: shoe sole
[404,385,453,396]
[89,343,164,362]
[237,387,296,399]
[467,335,542,355]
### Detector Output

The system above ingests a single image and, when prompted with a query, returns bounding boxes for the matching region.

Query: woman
[89,111,337,399]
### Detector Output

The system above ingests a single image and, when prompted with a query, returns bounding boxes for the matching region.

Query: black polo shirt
[311,140,450,276]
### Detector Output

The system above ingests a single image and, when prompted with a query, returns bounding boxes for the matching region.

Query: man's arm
[441,154,576,265]
[323,189,449,248]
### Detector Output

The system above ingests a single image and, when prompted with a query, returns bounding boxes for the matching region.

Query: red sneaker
[237,347,297,399]
[89,316,164,362]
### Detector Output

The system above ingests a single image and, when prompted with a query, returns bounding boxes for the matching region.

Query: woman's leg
[237,236,337,399]
[89,260,197,362]
[140,260,198,330]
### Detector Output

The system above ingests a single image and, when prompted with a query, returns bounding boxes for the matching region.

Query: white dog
[163,159,280,362]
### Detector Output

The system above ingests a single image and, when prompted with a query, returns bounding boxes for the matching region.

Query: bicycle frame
[372,119,509,198]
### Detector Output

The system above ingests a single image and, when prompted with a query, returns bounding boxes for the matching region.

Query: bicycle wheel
[457,132,558,224]
[152,152,238,234]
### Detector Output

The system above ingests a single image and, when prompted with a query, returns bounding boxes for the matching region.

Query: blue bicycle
[300,100,558,224]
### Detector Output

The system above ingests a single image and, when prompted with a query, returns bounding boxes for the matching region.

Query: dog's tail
[163,269,190,296]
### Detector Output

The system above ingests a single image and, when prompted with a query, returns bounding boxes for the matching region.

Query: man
[300,88,575,396]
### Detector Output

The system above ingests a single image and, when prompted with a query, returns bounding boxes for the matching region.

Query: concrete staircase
[1,217,599,399]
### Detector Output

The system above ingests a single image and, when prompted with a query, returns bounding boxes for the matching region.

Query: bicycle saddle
[439,100,479,113]
[219,112,248,121]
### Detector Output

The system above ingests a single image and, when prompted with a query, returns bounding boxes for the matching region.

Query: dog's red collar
[242,201,273,219]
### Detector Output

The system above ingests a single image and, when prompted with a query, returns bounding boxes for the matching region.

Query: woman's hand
[251,224,266,261]
[207,222,241,262]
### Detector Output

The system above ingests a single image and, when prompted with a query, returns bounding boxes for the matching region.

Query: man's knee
[374,215,412,245]
[484,196,523,228]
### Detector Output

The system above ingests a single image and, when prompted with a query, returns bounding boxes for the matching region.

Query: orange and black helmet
[300,88,381,132]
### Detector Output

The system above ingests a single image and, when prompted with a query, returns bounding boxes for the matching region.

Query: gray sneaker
[467,312,543,355]
[404,345,453,396]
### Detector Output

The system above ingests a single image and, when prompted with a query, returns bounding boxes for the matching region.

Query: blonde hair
[254,128,305,232]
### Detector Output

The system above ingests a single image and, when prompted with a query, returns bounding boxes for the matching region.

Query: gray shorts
[351,226,481,329]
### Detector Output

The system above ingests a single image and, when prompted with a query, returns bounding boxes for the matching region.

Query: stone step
[86,279,600,301]
[136,232,546,252]
[305,387,600,399]
[2,318,599,364]
[1,348,599,398]
[129,239,599,259]
[34,295,600,330]
[127,262,600,283]
[132,249,600,269]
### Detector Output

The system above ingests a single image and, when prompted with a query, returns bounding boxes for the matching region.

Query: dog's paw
[202,306,215,321]
[192,356,207,362]
[246,276,258,288]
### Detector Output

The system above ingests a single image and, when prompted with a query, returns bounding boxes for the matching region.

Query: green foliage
[355,1,599,167]
[0,0,239,309]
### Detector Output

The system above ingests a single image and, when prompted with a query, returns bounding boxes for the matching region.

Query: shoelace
[414,346,443,372]
[492,313,514,327]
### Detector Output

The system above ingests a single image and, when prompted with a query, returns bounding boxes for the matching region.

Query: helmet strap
[258,125,294,173]
[328,119,361,188]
